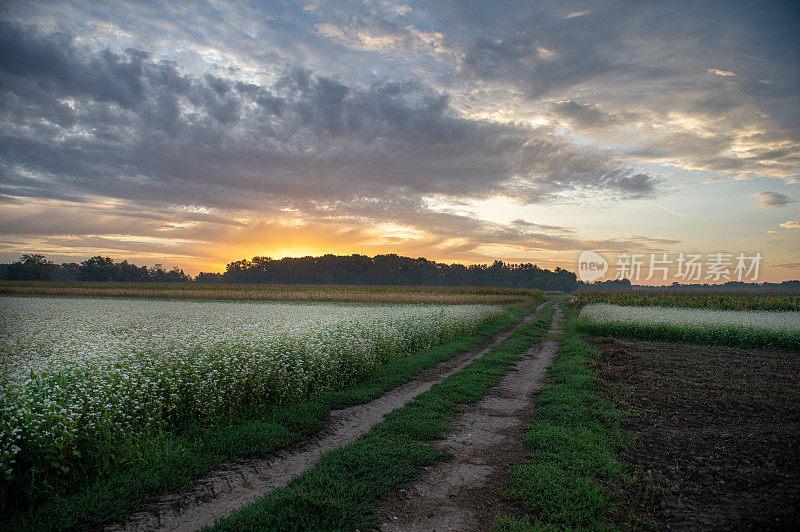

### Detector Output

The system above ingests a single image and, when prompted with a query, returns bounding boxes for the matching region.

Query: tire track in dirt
[105,302,549,532]
[376,302,564,532]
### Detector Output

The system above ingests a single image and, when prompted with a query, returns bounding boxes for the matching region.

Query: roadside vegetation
[1,298,542,530]
[209,302,557,531]
[494,290,799,530]
[506,290,800,530]
[573,289,800,311]
[0,281,544,305]
[576,303,800,351]
[496,305,629,531]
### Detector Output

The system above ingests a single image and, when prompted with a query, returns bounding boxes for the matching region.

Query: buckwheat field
[577,303,800,351]
[0,297,503,482]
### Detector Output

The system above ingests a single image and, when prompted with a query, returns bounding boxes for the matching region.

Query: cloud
[0,22,660,214]
[0,1,797,277]
[565,10,591,19]
[509,219,576,234]
[422,0,800,181]
[5,1,798,186]
[547,100,619,130]
[753,191,794,208]
[460,33,618,99]
[772,262,800,269]
[779,220,800,229]
[0,18,671,270]
[708,68,736,77]
[0,194,681,274]
[315,18,448,58]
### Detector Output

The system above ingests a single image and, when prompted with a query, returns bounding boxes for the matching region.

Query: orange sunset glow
[0,1,798,283]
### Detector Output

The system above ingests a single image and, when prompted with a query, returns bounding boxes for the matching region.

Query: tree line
[579,277,800,292]
[0,254,191,283]
[0,253,579,291]
[4,253,796,292]
[196,254,579,291]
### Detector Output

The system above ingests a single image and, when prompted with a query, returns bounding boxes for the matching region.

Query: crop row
[576,303,800,351]
[0,297,504,494]
[0,281,544,305]
[572,289,800,311]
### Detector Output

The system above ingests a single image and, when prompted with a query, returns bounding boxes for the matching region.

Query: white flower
[578,303,800,335]
[0,295,504,481]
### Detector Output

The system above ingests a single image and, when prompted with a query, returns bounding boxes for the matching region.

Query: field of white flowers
[577,303,800,351]
[0,296,504,481]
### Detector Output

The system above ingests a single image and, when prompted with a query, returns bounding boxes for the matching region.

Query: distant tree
[150,264,191,283]
[51,262,81,281]
[114,260,151,282]
[4,254,56,280]
[591,278,632,290]
[164,266,191,283]
[195,271,224,283]
[77,256,117,281]
[75,256,191,282]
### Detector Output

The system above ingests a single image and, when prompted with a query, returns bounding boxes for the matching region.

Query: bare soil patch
[375,304,564,531]
[589,337,800,530]
[105,304,547,532]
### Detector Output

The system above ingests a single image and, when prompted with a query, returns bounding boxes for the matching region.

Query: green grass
[208,302,558,531]
[496,305,627,531]
[3,303,542,531]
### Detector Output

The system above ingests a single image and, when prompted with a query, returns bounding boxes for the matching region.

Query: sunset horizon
[1,1,798,284]
[2,4,799,524]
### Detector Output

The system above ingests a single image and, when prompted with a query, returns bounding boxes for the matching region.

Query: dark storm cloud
[0,21,658,218]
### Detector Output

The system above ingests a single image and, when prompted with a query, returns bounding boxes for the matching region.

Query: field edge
[2,302,541,531]
[206,301,559,531]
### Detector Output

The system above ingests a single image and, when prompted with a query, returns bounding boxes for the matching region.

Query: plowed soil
[590,337,800,530]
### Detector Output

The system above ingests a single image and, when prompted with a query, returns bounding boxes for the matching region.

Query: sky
[0,0,798,282]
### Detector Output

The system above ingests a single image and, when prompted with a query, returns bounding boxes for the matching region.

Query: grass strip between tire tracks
[207,301,558,531]
[496,304,627,531]
[5,302,543,531]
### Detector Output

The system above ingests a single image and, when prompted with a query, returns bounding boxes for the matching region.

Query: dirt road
[376,302,564,531]
[106,303,549,532]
